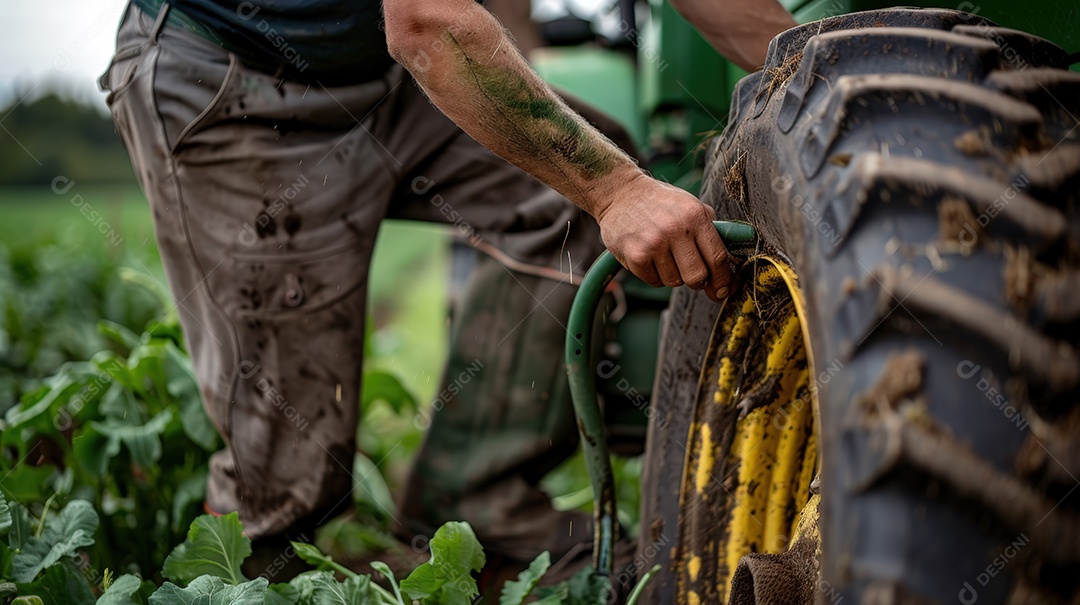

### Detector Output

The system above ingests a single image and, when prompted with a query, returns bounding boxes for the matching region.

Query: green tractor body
[535,1,1079,603]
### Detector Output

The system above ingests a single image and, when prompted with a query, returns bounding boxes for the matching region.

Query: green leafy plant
[143,512,653,605]
[0,496,97,605]
[160,514,250,586]
[0,308,216,579]
[2,487,660,604]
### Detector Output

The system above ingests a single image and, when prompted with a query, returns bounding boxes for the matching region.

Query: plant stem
[35,492,58,536]
[323,558,358,580]
[625,564,661,605]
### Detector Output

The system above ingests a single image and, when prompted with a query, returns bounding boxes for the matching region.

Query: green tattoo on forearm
[447,33,619,181]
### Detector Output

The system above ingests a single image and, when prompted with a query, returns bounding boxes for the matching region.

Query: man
[100,0,793,580]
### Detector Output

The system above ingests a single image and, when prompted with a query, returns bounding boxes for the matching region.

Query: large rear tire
[650,7,1080,604]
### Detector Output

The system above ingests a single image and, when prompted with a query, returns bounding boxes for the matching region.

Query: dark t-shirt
[139,0,396,85]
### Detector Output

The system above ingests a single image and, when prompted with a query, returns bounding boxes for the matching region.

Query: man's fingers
[670,237,710,290]
[619,249,665,287]
[655,251,684,288]
[696,221,733,301]
[708,256,733,302]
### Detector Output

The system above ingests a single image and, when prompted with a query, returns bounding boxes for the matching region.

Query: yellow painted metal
[673,255,820,604]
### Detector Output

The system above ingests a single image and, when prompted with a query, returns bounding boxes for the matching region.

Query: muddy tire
[646,8,1080,604]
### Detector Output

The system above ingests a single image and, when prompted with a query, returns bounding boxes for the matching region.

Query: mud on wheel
[673,7,1080,604]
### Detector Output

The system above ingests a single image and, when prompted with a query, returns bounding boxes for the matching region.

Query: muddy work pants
[101,3,611,563]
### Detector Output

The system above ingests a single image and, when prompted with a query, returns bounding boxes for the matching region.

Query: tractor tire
[644,7,1080,604]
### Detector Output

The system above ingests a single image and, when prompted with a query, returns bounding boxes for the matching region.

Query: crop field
[0,186,644,604]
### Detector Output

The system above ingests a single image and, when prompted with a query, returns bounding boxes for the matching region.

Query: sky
[0,0,600,110]
[0,0,128,109]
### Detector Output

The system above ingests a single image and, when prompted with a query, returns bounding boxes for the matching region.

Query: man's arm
[669,0,797,71]
[384,0,732,300]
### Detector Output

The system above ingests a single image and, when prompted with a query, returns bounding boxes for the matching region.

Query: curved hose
[566,220,756,575]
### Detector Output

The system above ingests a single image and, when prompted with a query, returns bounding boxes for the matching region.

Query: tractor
[531,1,1080,603]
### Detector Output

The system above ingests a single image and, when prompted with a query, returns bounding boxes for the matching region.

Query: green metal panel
[532,46,646,148]
[639,0,731,118]
[638,0,736,190]
[785,0,1078,56]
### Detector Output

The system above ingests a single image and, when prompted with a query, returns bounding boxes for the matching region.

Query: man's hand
[384,0,733,298]
[597,172,732,301]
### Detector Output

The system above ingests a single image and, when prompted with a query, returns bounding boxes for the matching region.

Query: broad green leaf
[0,543,12,579]
[163,343,217,451]
[13,596,44,605]
[13,562,95,605]
[72,428,119,480]
[289,543,330,570]
[8,500,32,550]
[97,382,137,420]
[125,344,168,401]
[3,374,79,438]
[86,410,173,470]
[97,574,143,605]
[360,371,415,415]
[399,522,485,605]
[313,518,396,559]
[93,352,137,393]
[310,573,382,605]
[287,573,320,603]
[499,551,550,605]
[350,453,396,522]
[161,513,251,586]
[97,321,141,351]
[119,267,174,315]
[0,494,11,535]
[533,592,568,605]
[0,466,56,506]
[565,568,614,605]
[264,583,299,605]
[149,576,268,605]
[145,319,184,344]
[11,499,98,583]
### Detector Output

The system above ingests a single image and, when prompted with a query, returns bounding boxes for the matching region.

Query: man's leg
[102,4,400,571]
[373,78,613,564]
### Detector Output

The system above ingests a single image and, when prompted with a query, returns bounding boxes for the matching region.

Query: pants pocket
[152,39,237,152]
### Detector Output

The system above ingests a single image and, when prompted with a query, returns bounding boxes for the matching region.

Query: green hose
[565,220,756,576]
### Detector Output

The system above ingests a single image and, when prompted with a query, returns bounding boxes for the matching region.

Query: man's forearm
[387,0,735,300]
[385,0,641,220]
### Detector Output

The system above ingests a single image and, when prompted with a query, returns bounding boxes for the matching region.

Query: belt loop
[150,1,172,43]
